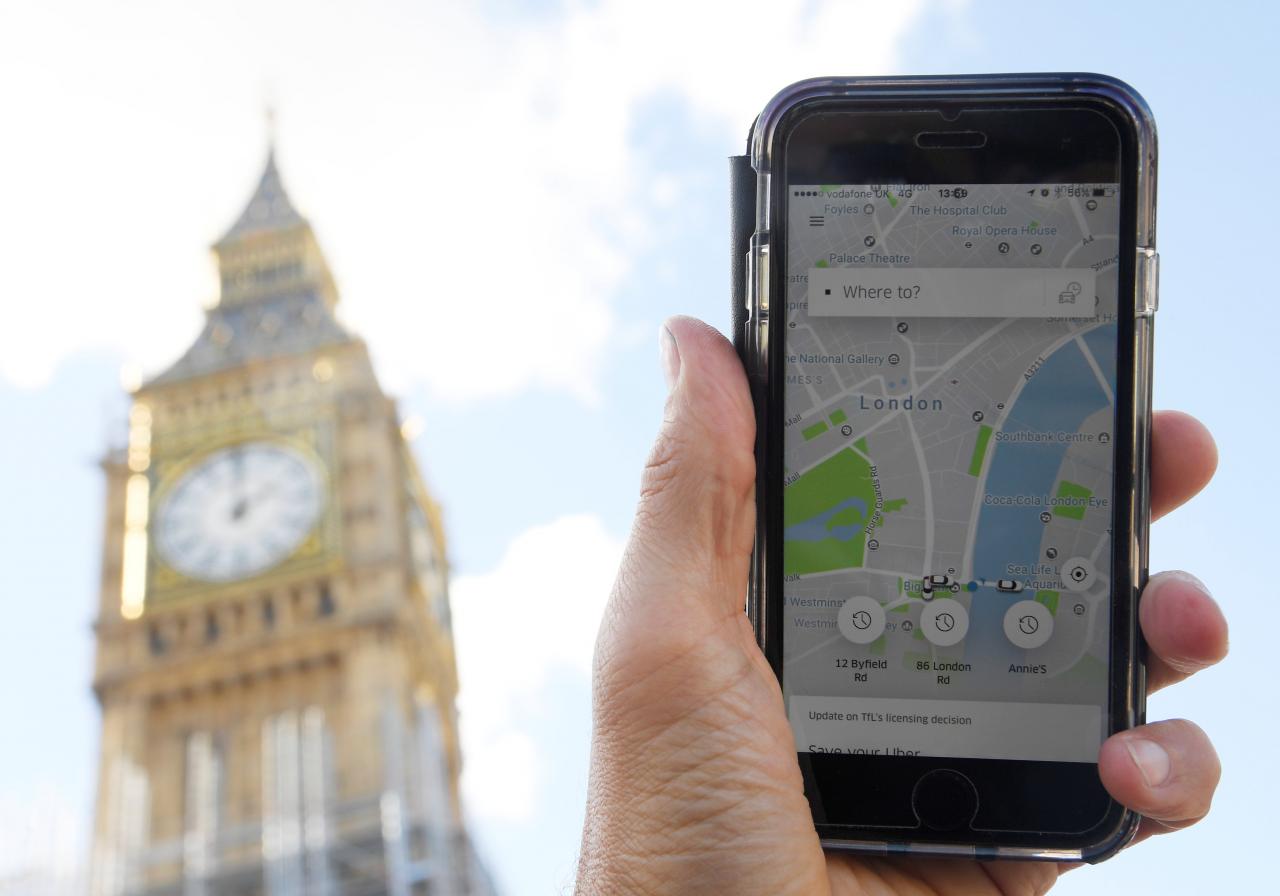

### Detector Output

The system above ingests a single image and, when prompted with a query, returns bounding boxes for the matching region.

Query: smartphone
[732,74,1157,861]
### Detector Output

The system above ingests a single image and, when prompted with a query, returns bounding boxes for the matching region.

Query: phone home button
[911,769,979,831]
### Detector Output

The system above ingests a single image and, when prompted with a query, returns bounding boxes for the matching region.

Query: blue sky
[1,1,1275,893]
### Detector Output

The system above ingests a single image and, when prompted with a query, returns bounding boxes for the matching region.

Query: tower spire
[207,117,339,312]
[150,134,347,385]
[265,102,277,157]
[213,141,303,248]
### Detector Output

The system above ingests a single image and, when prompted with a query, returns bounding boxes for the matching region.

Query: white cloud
[450,514,624,824]
[0,0,929,402]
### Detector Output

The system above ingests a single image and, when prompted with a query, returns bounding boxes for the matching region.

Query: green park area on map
[967,424,993,476]
[1036,590,1060,615]
[1053,480,1092,520]
[784,448,876,575]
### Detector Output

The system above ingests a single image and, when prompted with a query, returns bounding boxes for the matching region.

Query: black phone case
[730,152,754,363]
[729,74,1157,863]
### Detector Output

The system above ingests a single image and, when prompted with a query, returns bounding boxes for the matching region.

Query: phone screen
[782,181,1121,764]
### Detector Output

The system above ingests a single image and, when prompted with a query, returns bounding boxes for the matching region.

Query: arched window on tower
[262,707,334,895]
[183,731,224,889]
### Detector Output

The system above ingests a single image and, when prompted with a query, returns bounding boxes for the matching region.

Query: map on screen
[783,183,1120,762]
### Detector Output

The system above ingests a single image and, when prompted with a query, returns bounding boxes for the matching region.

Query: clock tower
[89,149,494,896]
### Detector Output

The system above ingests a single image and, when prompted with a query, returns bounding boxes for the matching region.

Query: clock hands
[230,448,249,520]
[229,479,280,524]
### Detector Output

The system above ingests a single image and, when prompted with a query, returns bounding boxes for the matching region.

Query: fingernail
[659,324,680,391]
[1125,738,1170,788]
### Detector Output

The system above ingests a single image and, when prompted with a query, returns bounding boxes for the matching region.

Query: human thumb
[581,320,819,896]
[599,316,757,664]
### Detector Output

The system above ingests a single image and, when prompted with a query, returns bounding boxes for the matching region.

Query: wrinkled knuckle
[719,441,756,497]
[639,424,685,502]
[1159,653,1211,675]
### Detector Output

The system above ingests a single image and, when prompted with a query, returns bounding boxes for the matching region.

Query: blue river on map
[964,324,1116,661]
[785,497,869,542]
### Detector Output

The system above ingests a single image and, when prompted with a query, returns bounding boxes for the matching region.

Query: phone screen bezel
[765,96,1144,852]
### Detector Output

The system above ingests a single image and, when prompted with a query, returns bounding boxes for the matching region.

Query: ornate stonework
[89,149,494,896]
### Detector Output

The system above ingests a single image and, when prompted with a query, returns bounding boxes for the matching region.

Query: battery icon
[1091,188,1106,196]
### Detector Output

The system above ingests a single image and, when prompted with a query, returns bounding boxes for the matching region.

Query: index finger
[1151,411,1217,522]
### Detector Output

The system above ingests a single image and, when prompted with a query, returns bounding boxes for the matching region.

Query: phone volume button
[1136,247,1159,315]
[749,234,770,316]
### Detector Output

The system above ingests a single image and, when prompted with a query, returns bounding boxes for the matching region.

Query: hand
[577,316,1226,896]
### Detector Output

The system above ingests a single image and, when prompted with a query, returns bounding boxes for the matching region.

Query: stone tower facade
[89,149,493,896]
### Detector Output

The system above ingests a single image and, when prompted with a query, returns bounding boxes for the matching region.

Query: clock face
[155,442,325,583]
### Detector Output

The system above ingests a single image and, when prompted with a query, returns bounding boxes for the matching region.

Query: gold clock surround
[88,147,484,895]
[145,424,340,608]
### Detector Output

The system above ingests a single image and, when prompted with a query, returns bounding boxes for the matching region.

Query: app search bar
[809,267,1098,318]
